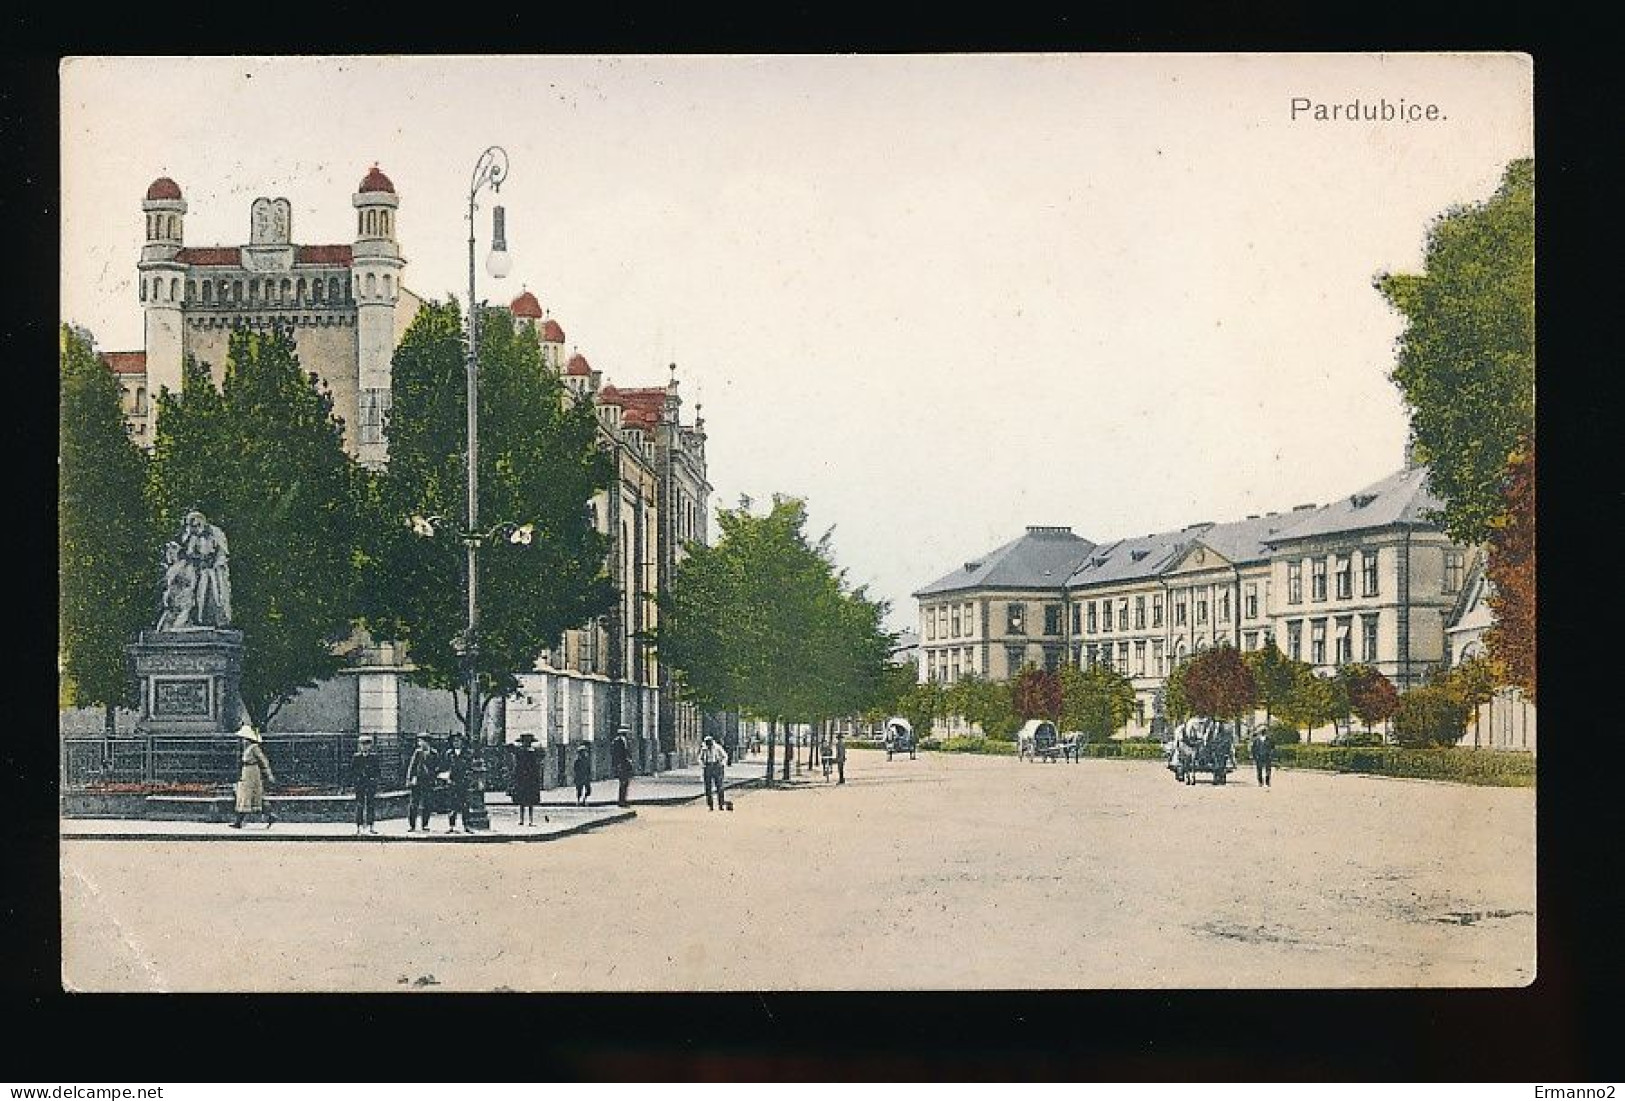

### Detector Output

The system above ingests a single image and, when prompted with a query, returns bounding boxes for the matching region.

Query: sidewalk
[535,757,768,807]
[60,802,633,843]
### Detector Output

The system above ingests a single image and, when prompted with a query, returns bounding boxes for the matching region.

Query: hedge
[1075,742,1168,760]
[1243,742,1535,787]
[931,737,1019,755]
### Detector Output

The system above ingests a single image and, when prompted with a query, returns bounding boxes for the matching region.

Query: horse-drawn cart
[1166,718,1237,785]
[884,717,917,761]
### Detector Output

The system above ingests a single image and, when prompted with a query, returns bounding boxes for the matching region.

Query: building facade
[914,466,1476,737]
[84,171,712,774]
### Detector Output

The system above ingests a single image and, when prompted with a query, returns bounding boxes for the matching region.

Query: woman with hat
[231,724,277,829]
[509,733,543,826]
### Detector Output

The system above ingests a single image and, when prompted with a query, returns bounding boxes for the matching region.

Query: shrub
[935,737,1019,755]
[1075,742,1166,761]
[1269,744,1534,787]
[1393,684,1470,747]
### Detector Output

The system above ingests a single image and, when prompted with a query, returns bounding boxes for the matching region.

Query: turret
[352,164,404,468]
[138,176,187,429]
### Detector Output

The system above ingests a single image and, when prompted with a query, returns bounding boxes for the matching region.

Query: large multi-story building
[83,171,712,775]
[914,464,1475,736]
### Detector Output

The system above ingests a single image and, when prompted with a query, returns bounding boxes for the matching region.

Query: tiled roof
[510,290,543,318]
[146,177,182,201]
[175,246,242,266]
[1192,512,1295,565]
[1266,466,1443,543]
[599,386,666,431]
[1065,528,1195,587]
[915,526,1095,597]
[295,244,353,266]
[358,164,395,194]
[566,353,592,377]
[541,318,566,343]
[100,351,147,375]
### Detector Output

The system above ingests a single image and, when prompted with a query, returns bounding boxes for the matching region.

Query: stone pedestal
[126,628,245,735]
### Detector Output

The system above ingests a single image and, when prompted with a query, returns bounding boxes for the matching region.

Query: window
[966,603,976,636]
[1311,619,1327,665]
[1084,643,1097,668]
[1086,603,1097,633]
[926,651,937,680]
[1118,599,1129,631]
[964,647,975,675]
[1444,551,1465,593]
[1336,617,1353,665]
[1135,640,1147,676]
[1044,604,1063,636]
[1287,561,1303,604]
[1135,596,1146,630]
[1152,594,1164,628]
[358,388,390,445]
[950,650,961,682]
[1005,645,1025,674]
[1311,558,1328,602]
[938,606,948,638]
[1243,631,1258,651]
[1195,596,1208,625]
[1362,615,1379,662]
[923,610,934,642]
[1218,590,1230,623]
[1116,643,1129,675]
[1134,699,1146,727]
[1071,603,1082,635]
[1044,648,1061,673]
[951,605,961,638]
[1151,639,1164,676]
[1287,620,1303,661]
[1007,603,1026,635]
[1245,583,1258,620]
[1174,592,1187,626]
[1335,555,1352,600]
[1102,601,1113,632]
[1362,552,1379,597]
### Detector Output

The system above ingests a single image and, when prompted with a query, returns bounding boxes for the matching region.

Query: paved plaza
[59,751,1534,992]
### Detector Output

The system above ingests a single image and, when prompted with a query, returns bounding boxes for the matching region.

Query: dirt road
[60,752,1534,991]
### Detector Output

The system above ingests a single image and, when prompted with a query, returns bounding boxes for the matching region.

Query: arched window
[146,215,153,239]
[382,273,392,298]
[218,279,229,303]
[186,279,196,302]
[365,272,377,296]
[201,280,211,304]
[296,277,307,303]
[312,279,323,303]
[233,280,243,303]
[167,215,177,239]
[170,277,179,301]
[357,211,364,236]
[381,211,390,236]
[329,276,341,302]
[365,210,376,236]
[135,387,147,414]
[280,278,291,302]
[139,278,147,302]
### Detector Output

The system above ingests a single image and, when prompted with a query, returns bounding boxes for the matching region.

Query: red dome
[146,176,182,201]
[510,290,543,318]
[358,164,396,194]
[566,353,591,376]
[541,318,566,343]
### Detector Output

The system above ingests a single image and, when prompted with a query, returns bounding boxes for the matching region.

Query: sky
[60,54,1533,632]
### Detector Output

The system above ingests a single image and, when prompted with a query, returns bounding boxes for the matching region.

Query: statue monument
[128,510,245,736]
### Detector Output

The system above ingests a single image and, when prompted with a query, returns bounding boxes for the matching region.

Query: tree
[59,325,158,732]
[366,302,615,721]
[658,495,891,782]
[1393,684,1470,748]
[1431,655,1497,747]
[1276,666,1341,744]
[946,671,1018,739]
[150,325,366,727]
[1164,657,1192,725]
[1010,665,1062,721]
[1377,159,1534,545]
[1181,645,1257,726]
[1486,438,1535,699]
[895,676,947,744]
[1059,663,1135,743]
[1244,643,1298,729]
[1341,664,1400,733]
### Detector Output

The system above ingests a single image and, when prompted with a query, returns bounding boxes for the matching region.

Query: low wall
[61,789,413,822]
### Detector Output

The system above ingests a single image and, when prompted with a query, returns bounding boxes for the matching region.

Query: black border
[9,11,1615,1083]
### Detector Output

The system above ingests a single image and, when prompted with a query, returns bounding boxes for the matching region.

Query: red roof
[599,385,666,430]
[100,351,147,375]
[566,353,592,377]
[296,244,353,266]
[358,164,396,194]
[146,177,182,201]
[175,246,242,266]
[510,290,543,318]
[541,318,565,343]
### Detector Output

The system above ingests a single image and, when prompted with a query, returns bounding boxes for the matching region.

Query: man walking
[699,734,728,811]
[836,731,847,785]
[350,734,380,835]
[443,733,475,833]
[611,726,635,807]
[405,735,438,832]
[1251,727,1275,788]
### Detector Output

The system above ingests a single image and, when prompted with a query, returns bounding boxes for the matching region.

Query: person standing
[350,734,380,835]
[572,743,593,805]
[836,732,847,785]
[699,734,728,811]
[230,725,277,829]
[443,733,475,833]
[405,735,438,833]
[509,733,543,827]
[611,726,635,807]
[1251,727,1275,788]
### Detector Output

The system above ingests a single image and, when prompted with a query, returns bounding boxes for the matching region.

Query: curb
[60,808,637,844]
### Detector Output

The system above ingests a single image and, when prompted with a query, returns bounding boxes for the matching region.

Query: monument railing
[59,732,413,791]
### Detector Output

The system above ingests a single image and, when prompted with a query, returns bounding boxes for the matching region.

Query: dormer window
[1130,549,1149,562]
[1350,492,1378,509]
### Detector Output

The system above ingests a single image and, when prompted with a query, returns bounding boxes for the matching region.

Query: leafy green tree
[1377,159,1534,545]
[59,325,158,732]
[150,325,365,727]
[1164,657,1192,725]
[1486,439,1535,699]
[366,302,615,723]
[1393,684,1470,748]
[895,677,947,744]
[659,495,891,782]
[1276,665,1341,744]
[1244,643,1298,729]
[947,671,1018,739]
[1059,663,1135,743]
[1341,664,1400,734]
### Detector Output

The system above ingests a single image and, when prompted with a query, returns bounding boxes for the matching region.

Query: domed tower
[352,164,404,468]
[138,176,188,423]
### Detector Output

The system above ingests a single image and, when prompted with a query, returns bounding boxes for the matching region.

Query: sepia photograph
[56,53,1535,993]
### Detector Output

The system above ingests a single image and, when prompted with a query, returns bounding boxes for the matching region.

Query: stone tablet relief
[250,196,293,245]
